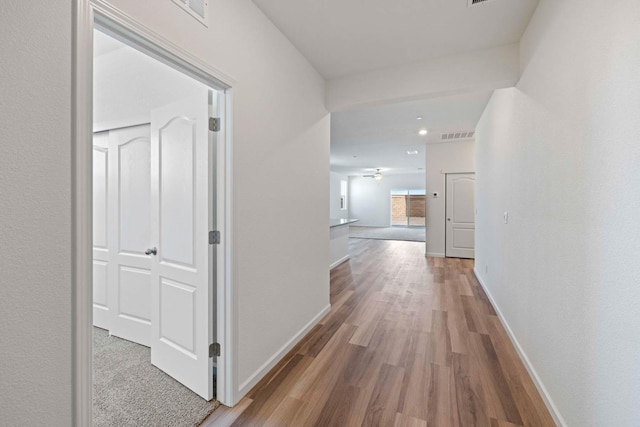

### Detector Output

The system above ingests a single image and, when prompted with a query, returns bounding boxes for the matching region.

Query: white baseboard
[330,255,350,270]
[426,252,445,257]
[473,268,566,427]
[237,304,331,397]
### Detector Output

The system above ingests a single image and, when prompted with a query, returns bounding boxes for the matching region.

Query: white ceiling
[252,0,539,78]
[330,90,492,176]
[249,0,533,176]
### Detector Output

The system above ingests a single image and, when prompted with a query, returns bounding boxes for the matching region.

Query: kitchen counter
[330,218,359,228]
[329,218,358,269]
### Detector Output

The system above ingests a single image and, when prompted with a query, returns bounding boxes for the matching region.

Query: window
[391,189,426,227]
[340,180,348,210]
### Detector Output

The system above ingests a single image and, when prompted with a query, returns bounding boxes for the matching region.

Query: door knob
[447,218,451,221]
[145,247,157,256]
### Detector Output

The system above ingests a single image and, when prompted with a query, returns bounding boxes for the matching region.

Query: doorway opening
[73,6,234,423]
[91,27,222,424]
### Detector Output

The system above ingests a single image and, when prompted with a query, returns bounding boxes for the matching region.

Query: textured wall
[0,2,73,425]
[475,0,640,425]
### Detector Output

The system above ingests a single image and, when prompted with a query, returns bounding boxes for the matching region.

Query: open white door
[92,132,110,329]
[150,90,215,400]
[445,173,476,259]
[108,125,153,347]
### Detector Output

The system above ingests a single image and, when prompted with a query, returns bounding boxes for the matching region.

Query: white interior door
[92,132,110,329]
[446,173,476,259]
[107,125,153,347]
[150,91,214,400]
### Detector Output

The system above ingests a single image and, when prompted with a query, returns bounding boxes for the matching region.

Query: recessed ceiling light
[407,150,419,155]
[419,129,428,136]
[416,116,423,120]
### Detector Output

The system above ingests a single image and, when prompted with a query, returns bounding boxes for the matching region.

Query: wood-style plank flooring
[203,239,555,427]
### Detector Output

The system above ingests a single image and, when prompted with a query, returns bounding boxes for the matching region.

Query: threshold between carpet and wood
[349,225,425,242]
[93,327,219,427]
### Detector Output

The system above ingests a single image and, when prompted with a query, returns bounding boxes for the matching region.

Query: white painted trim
[72,2,94,426]
[223,88,238,407]
[237,304,331,397]
[72,2,237,422]
[330,255,350,270]
[91,4,236,402]
[426,252,445,258]
[473,269,567,427]
[90,0,235,88]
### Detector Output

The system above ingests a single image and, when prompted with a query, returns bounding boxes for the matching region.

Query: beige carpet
[93,327,219,427]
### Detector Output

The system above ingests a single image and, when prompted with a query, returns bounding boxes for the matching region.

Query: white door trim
[72,2,236,424]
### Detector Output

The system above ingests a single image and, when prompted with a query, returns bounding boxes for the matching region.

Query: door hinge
[209,230,221,245]
[209,117,220,132]
[209,342,221,357]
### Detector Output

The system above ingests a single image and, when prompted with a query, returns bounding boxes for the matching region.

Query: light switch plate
[503,211,509,224]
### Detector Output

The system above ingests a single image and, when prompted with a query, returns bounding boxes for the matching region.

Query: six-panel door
[93,132,110,329]
[108,125,153,346]
[150,91,214,401]
[445,173,476,259]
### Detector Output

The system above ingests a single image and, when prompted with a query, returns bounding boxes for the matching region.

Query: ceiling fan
[363,169,382,180]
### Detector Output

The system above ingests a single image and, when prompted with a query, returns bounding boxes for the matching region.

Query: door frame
[72,1,236,424]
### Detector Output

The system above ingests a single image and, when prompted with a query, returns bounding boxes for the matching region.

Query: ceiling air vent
[441,130,475,141]
[171,0,208,26]
[467,0,498,7]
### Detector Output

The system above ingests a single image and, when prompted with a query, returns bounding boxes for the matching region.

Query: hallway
[204,239,555,426]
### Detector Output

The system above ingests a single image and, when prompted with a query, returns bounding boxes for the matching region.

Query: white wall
[475,0,640,425]
[425,140,475,256]
[326,44,520,112]
[0,0,330,420]
[329,171,349,219]
[0,2,73,425]
[349,173,425,227]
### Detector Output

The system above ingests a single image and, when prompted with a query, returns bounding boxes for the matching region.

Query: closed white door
[150,91,215,400]
[446,173,475,259]
[92,132,110,329]
[107,125,153,347]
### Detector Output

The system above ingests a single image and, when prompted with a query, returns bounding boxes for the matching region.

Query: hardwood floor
[203,239,555,427]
